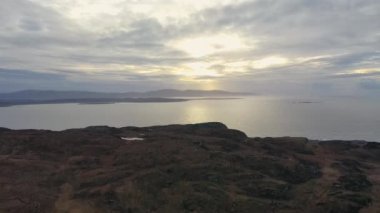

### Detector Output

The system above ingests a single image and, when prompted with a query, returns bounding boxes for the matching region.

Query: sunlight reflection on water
[0,96,379,141]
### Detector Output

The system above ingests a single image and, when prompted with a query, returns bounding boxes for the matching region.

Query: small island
[0,123,378,212]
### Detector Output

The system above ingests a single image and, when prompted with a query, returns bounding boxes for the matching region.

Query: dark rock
[83,126,121,134]
[238,179,292,200]
[336,174,372,192]
[318,193,372,213]
[186,122,228,129]
[338,193,372,207]
[243,158,321,184]
[0,127,10,132]
[364,142,380,149]
[320,141,362,151]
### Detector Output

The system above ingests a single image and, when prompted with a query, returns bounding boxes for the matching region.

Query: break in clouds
[0,0,379,96]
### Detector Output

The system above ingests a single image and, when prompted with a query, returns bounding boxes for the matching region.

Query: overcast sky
[0,0,379,96]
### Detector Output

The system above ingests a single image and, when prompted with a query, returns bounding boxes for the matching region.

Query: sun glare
[170,34,248,58]
[181,62,222,77]
[251,56,289,69]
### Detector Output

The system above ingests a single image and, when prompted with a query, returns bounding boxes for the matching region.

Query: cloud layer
[0,0,379,95]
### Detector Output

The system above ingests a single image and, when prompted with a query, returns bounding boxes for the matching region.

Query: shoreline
[0,123,378,143]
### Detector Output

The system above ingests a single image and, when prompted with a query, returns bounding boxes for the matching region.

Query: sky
[0,0,379,96]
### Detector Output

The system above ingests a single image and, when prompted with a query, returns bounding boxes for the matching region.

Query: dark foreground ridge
[0,123,379,212]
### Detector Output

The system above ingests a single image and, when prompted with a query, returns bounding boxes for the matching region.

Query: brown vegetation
[0,123,379,212]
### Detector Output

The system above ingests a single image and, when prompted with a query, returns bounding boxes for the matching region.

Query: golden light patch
[174,62,222,89]
[251,56,289,69]
[170,34,248,58]
[334,68,380,78]
[180,78,220,90]
[181,62,222,77]
[353,68,380,74]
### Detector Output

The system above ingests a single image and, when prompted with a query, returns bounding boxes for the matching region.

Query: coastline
[0,97,247,107]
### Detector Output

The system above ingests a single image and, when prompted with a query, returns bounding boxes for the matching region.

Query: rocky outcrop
[0,123,378,213]
[0,127,10,132]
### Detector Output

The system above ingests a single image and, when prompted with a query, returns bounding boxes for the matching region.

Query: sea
[0,96,379,142]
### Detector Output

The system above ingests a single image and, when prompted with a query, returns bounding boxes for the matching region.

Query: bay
[0,96,379,141]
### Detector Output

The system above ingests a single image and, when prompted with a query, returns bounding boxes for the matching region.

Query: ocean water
[0,96,379,141]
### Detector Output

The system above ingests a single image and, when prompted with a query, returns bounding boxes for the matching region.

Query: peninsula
[0,89,253,107]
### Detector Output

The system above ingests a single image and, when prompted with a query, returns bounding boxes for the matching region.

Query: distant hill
[0,89,254,101]
[141,89,253,98]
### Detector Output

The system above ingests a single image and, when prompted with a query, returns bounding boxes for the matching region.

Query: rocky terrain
[0,123,379,213]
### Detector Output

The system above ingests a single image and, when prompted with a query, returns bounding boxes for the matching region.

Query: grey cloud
[19,18,44,32]
[1,0,380,96]
[0,68,181,92]
[0,1,182,71]
[359,79,380,90]
[0,0,91,52]
[87,71,179,82]
[327,52,380,68]
[330,72,380,79]
[0,68,68,92]
[172,0,380,91]
[311,82,334,93]
[192,0,380,56]
[300,52,380,77]
[98,18,166,46]
[1,0,77,34]
[0,68,66,80]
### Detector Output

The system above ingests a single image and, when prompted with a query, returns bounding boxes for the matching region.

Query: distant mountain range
[0,89,253,101]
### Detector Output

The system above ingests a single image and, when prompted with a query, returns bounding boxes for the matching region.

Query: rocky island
[0,123,379,213]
